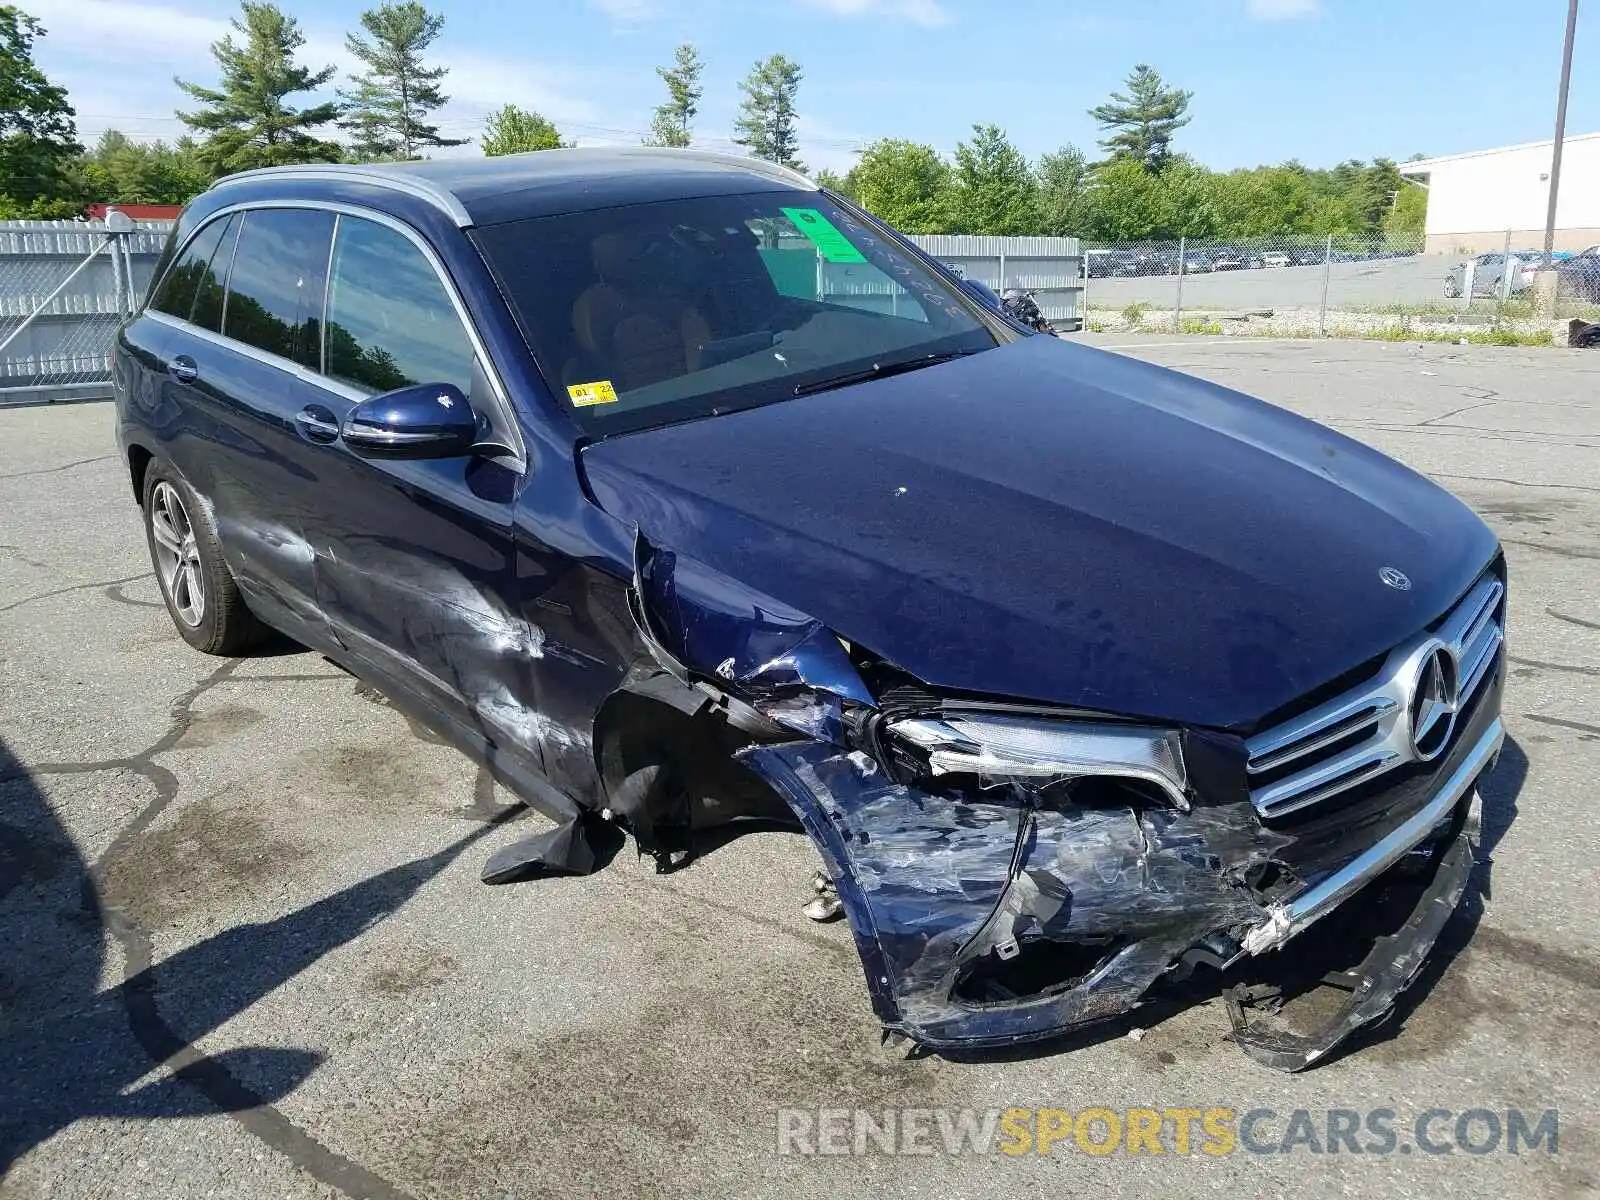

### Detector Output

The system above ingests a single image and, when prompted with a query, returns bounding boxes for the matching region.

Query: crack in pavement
[0,572,151,616]
[1501,538,1600,562]
[1510,655,1600,679]
[15,660,419,1200]
[0,453,116,480]
[1548,608,1600,633]
[1521,713,1600,738]
[1428,472,1600,495]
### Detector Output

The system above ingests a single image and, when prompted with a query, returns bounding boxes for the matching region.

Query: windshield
[472,189,1000,435]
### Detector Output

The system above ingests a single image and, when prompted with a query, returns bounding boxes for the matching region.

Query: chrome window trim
[140,198,526,469]
[1244,573,1505,819]
[210,164,474,228]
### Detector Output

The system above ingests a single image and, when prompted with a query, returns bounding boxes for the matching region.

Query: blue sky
[24,0,1597,174]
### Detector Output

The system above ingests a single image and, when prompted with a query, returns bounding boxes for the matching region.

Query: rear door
[299,214,537,775]
[198,206,338,635]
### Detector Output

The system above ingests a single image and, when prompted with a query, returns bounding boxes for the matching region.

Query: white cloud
[587,0,664,25]
[801,0,954,28]
[1246,0,1321,19]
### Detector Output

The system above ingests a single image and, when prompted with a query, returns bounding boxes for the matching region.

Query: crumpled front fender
[738,741,1291,1049]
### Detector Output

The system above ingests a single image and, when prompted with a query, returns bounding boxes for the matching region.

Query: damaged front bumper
[737,715,1501,1067]
[621,534,1504,1069]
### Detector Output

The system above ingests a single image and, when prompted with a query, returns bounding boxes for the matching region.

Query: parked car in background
[1208,246,1248,271]
[1289,246,1326,266]
[1086,249,1141,278]
[1556,248,1600,303]
[1443,252,1541,299]
[112,149,1507,1069]
[1262,251,1292,268]
[1179,250,1213,274]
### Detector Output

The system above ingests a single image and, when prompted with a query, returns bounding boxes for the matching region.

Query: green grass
[1122,301,1150,326]
[1178,318,1225,335]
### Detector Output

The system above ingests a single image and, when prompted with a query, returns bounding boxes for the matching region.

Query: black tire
[141,460,267,655]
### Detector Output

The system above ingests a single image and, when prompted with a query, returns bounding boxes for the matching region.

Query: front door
[296,213,539,779]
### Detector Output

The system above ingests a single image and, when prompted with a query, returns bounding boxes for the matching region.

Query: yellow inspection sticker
[568,380,619,407]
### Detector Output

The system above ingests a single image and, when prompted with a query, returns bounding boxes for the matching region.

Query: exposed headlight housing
[887,713,1189,809]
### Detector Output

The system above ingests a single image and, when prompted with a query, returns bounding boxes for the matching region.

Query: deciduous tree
[844,139,950,233]
[479,105,567,156]
[948,124,1037,235]
[0,6,81,208]
[1037,144,1094,237]
[176,1,343,176]
[78,130,210,205]
[339,2,464,161]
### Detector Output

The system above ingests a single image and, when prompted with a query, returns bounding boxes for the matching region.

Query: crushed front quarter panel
[739,734,1484,1062]
[737,741,1304,1049]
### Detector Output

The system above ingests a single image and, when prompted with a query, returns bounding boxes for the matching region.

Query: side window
[189,214,240,333]
[324,216,474,395]
[223,208,336,369]
[149,215,235,324]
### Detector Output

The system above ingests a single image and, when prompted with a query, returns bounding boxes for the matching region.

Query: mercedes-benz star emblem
[1409,647,1459,760]
[1379,566,1412,591]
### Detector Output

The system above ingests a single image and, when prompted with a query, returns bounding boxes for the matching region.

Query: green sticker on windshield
[781,207,868,264]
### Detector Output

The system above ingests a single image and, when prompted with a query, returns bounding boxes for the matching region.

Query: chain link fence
[1082,229,1597,344]
[0,219,172,407]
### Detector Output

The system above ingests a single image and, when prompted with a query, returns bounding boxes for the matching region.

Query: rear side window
[324,216,474,396]
[149,215,236,326]
[223,208,336,368]
[189,215,240,333]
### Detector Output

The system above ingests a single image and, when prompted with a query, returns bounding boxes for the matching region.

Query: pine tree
[176,2,343,177]
[339,2,464,161]
[732,54,803,171]
[645,43,703,149]
[1089,64,1192,173]
[0,6,81,207]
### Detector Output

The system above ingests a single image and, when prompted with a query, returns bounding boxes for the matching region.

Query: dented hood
[580,336,1498,729]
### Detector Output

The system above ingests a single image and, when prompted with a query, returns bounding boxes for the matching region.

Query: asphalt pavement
[2,336,1598,1198]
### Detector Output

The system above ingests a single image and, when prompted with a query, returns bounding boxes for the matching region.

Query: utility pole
[1543,0,1581,265]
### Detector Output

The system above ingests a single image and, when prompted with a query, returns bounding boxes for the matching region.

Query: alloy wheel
[149,481,206,627]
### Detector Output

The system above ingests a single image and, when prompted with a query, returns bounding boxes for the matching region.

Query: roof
[1399,130,1600,174]
[211,148,817,228]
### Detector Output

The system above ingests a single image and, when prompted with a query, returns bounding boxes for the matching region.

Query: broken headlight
[886,713,1189,809]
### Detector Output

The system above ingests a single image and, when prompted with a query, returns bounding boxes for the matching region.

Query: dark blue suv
[114,149,1507,1068]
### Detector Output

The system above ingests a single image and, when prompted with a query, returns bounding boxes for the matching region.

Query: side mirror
[341,383,480,459]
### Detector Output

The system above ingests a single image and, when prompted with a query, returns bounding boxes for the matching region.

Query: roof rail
[208,164,473,227]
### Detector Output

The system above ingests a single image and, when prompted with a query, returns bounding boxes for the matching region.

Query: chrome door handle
[295,406,341,444]
[168,356,198,384]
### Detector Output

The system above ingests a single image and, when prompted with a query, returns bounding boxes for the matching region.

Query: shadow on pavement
[0,733,504,1184]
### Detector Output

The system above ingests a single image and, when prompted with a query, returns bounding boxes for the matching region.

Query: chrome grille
[1245,572,1505,819]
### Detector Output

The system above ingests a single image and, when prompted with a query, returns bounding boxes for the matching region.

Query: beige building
[1399,132,1600,255]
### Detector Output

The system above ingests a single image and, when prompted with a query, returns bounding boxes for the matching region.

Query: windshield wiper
[793,349,982,397]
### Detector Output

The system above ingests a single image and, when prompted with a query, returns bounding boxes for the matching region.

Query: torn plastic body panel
[736,736,1291,1048]
[617,532,1500,1067]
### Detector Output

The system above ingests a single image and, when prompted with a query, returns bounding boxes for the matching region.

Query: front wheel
[142,461,267,655]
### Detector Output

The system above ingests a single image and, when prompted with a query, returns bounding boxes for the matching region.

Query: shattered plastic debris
[481,813,622,884]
